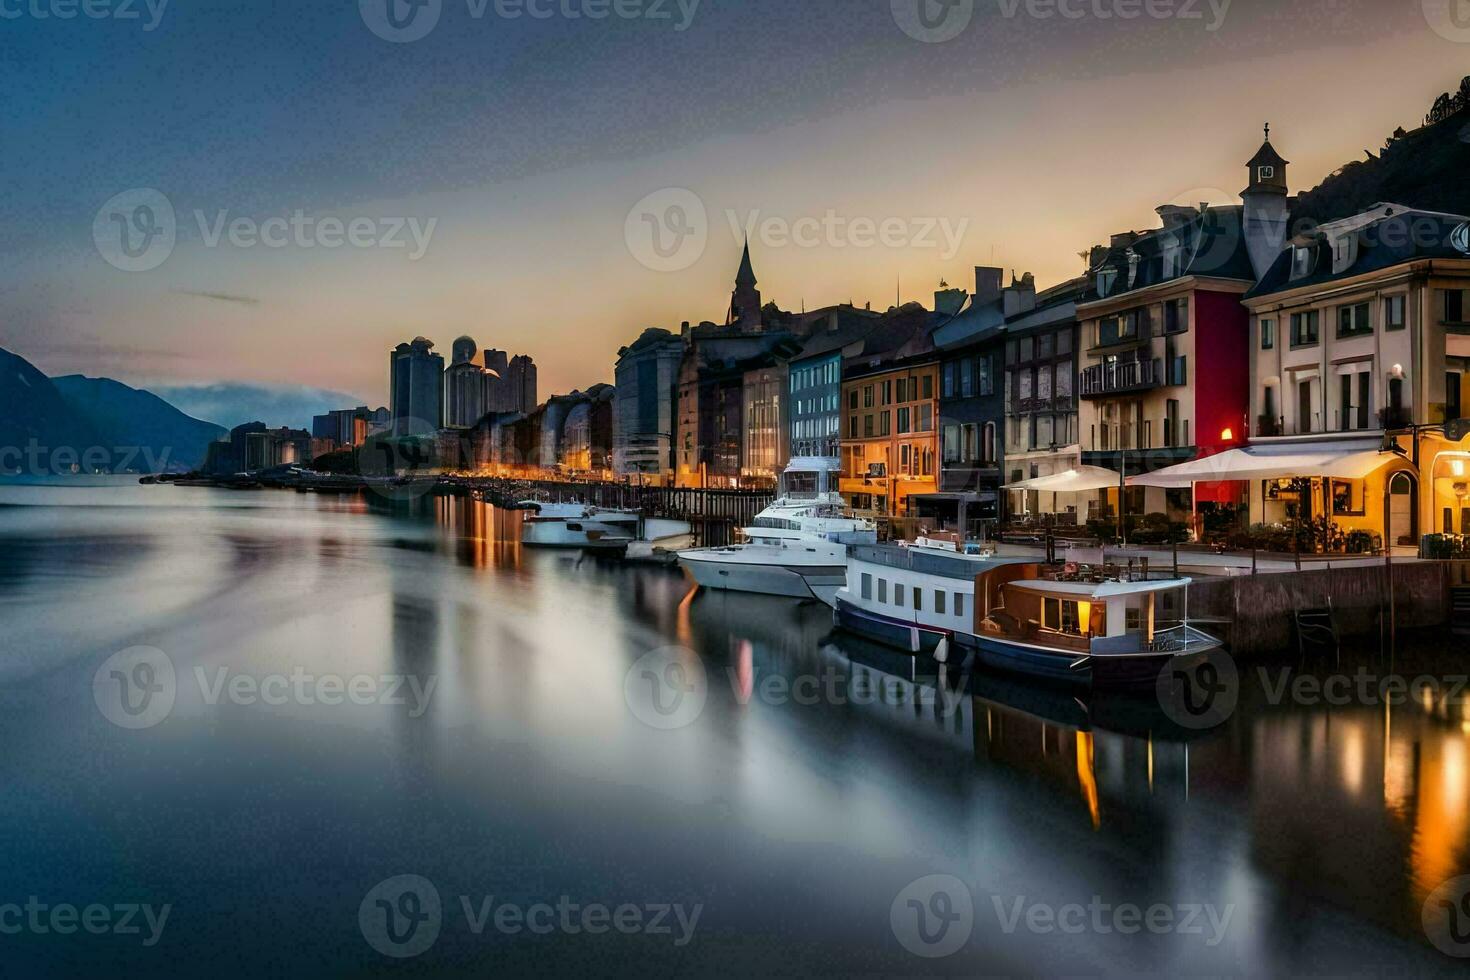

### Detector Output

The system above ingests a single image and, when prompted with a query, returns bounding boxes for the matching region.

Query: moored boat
[834,541,1220,690]
[520,500,641,551]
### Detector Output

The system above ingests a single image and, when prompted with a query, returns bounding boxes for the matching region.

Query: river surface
[1,480,1467,977]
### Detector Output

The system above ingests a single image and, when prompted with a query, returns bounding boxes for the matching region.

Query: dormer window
[1290,246,1315,280]
[1097,268,1118,296]
[1258,166,1275,181]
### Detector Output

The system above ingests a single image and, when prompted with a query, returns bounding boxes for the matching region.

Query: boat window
[912,587,922,612]
[954,592,965,618]
[878,579,888,604]
[934,590,946,615]
[861,573,872,600]
[1043,597,1085,635]
[895,585,905,608]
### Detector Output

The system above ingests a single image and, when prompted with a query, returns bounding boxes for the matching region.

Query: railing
[1080,358,1160,398]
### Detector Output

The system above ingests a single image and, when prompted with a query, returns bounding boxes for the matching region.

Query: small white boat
[834,544,1221,690]
[519,500,641,552]
[677,457,876,603]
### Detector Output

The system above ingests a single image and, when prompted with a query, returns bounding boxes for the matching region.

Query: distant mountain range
[151,382,373,433]
[0,347,226,474]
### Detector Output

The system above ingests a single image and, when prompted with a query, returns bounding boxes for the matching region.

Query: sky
[1,0,1466,417]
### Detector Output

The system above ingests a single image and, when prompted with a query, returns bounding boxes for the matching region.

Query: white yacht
[520,500,642,552]
[834,539,1221,689]
[677,457,876,603]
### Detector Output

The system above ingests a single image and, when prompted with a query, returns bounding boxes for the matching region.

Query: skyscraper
[445,335,489,428]
[507,355,538,414]
[389,337,445,431]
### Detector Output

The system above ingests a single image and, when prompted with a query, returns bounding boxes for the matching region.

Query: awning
[1127,441,1404,488]
[1004,466,1121,493]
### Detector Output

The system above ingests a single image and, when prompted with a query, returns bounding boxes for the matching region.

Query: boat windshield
[780,470,820,499]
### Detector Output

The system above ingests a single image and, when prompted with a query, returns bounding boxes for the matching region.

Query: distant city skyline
[0,2,1464,401]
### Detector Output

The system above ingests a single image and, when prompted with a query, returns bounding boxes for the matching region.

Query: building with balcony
[838,303,940,517]
[1003,274,1090,520]
[1240,203,1470,550]
[1077,164,1262,529]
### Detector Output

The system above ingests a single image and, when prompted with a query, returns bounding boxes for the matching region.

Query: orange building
[839,356,940,517]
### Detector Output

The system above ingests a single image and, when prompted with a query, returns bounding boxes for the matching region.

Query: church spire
[735,239,757,287]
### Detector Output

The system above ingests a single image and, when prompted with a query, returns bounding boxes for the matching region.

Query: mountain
[51,375,227,472]
[1293,77,1470,224]
[0,348,109,474]
[152,382,371,432]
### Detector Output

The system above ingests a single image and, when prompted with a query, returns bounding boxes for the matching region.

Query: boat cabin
[976,563,1190,655]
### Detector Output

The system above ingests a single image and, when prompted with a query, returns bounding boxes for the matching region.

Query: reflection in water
[0,482,1465,976]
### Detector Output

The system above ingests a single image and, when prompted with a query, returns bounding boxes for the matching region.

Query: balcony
[1080,358,1162,399]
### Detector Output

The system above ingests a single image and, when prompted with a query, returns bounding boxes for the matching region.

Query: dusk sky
[1,0,1465,410]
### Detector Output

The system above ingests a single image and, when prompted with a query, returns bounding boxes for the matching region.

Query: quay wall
[1186,562,1453,657]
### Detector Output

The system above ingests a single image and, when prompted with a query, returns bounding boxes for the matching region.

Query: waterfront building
[786,305,883,459]
[1233,203,1470,551]
[390,337,445,431]
[311,406,389,448]
[906,270,1007,532]
[561,384,616,475]
[1002,275,1090,520]
[506,355,538,416]
[741,363,787,487]
[838,303,941,517]
[445,336,491,428]
[1076,194,1258,532]
[612,327,684,483]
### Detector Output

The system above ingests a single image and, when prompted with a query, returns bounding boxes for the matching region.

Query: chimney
[1088,245,1108,270]
[1003,272,1037,318]
[933,282,968,317]
[973,266,1003,306]
[1110,231,1139,250]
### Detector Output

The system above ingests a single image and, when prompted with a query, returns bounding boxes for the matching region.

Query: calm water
[1,480,1467,977]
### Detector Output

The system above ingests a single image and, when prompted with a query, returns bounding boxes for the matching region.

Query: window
[912,587,922,612]
[1164,297,1189,333]
[1446,290,1467,324]
[895,583,904,608]
[849,390,858,409]
[1170,356,1187,386]
[978,356,994,396]
[1037,364,1053,401]
[1261,318,1276,350]
[1164,399,1180,448]
[1262,385,1277,430]
[1259,165,1274,180]
[1384,295,1406,332]
[878,579,888,604]
[863,385,874,408]
[881,380,892,406]
[895,378,907,403]
[961,423,978,462]
[919,404,933,432]
[1332,480,1365,516]
[879,411,890,436]
[942,424,960,463]
[934,590,946,615]
[849,416,858,438]
[1006,339,1018,364]
[922,375,933,400]
[1449,369,1463,422]
[1298,379,1314,434]
[863,414,874,438]
[1291,311,1320,347]
[942,363,955,398]
[1055,362,1073,400]
[1058,330,1072,355]
[861,573,872,600]
[1339,370,1371,430]
[1337,302,1372,338]
[954,593,964,618]
[897,407,910,433]
[959,359,973,398]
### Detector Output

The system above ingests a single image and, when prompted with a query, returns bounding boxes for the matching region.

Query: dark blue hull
[972,635,1185,692]
[833,599,954,656]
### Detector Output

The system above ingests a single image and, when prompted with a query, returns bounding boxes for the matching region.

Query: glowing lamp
[1220,427,1235,442]
[1454,460,1467,478]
